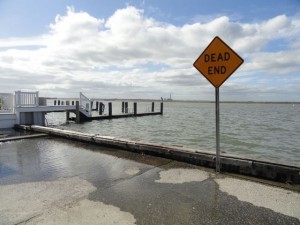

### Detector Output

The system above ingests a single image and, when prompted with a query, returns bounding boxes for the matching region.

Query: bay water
[46,102,300,166]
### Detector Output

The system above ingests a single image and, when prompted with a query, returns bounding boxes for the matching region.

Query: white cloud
[245,50,300,74]
[0,36,47,48]
[0,6,299,100]
[261,15,291,36]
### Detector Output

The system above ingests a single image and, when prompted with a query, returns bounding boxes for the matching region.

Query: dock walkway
[0,91,163,128]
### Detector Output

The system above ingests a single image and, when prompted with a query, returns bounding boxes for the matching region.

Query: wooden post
[160,102,163,114]
[108,102,112,118]
[134,102,137,115]
[76,101,80,123]
[66,111,70,121]
[122,102,125,113]
[99,102,103,115]
[125,102,128,113]
[96,101,99,111]
[151,102,155,112]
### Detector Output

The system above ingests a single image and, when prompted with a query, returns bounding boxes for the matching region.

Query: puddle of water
[155,168,210,184]
[125,167,140,176]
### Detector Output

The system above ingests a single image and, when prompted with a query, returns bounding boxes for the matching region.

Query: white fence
[79,92,92,117]
[1,91,93,118]
[15,91,39,107]
[0,93,14,113]
[46,98,78,106]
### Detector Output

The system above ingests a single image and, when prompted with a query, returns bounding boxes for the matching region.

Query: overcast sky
[0,0,299,101]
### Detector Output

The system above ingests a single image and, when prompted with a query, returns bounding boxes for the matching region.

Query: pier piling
[152,102,155,112]
[122,102,125,113]
[160,102,163,114]
[125,102,128,114]
[75,101,80,123]
[66,111,70,121]
[108,102,112,118]
[134,102,137,115]
[99,102,103,115]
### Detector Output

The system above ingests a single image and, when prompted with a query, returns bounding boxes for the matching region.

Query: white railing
[79,92,92,117]
[15,91,39,107]
[46,98,78,106]
[0,93,14,113]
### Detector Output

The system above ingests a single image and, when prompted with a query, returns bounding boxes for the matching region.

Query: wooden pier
[6,91,163,127]
[72,100,163,122]
[72,111,162,122]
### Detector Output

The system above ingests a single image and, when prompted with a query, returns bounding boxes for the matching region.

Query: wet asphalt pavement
[0,136,299,225]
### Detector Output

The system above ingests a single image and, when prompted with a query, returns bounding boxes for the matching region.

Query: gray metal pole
[215,88,220,173]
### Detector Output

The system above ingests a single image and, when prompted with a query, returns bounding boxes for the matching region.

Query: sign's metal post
[215,88,220,173]
[193,36,244,173]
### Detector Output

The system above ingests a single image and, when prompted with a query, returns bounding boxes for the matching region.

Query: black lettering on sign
[224,52,230,60]
[208,66,213,75]
[204,54,210,62]
[217,52,230,61]
[211,53,216,62]
[204,52,231,62]
[207,66,226,75]
[220,66,226,74]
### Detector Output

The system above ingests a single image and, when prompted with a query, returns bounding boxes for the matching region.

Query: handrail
[79,92,92,117]
[7,91,93,117]
[0,93,14,113]
[15,91,39,107]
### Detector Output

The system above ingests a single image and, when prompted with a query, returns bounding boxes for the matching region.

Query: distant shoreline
[99,99,300,104]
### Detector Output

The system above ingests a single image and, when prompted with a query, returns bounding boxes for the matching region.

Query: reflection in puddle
[155,168,209,184]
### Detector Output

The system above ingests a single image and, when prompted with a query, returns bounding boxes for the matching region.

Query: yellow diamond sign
[193,36,244,88]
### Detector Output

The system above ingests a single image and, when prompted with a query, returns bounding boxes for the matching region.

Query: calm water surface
[46,102,300,166]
